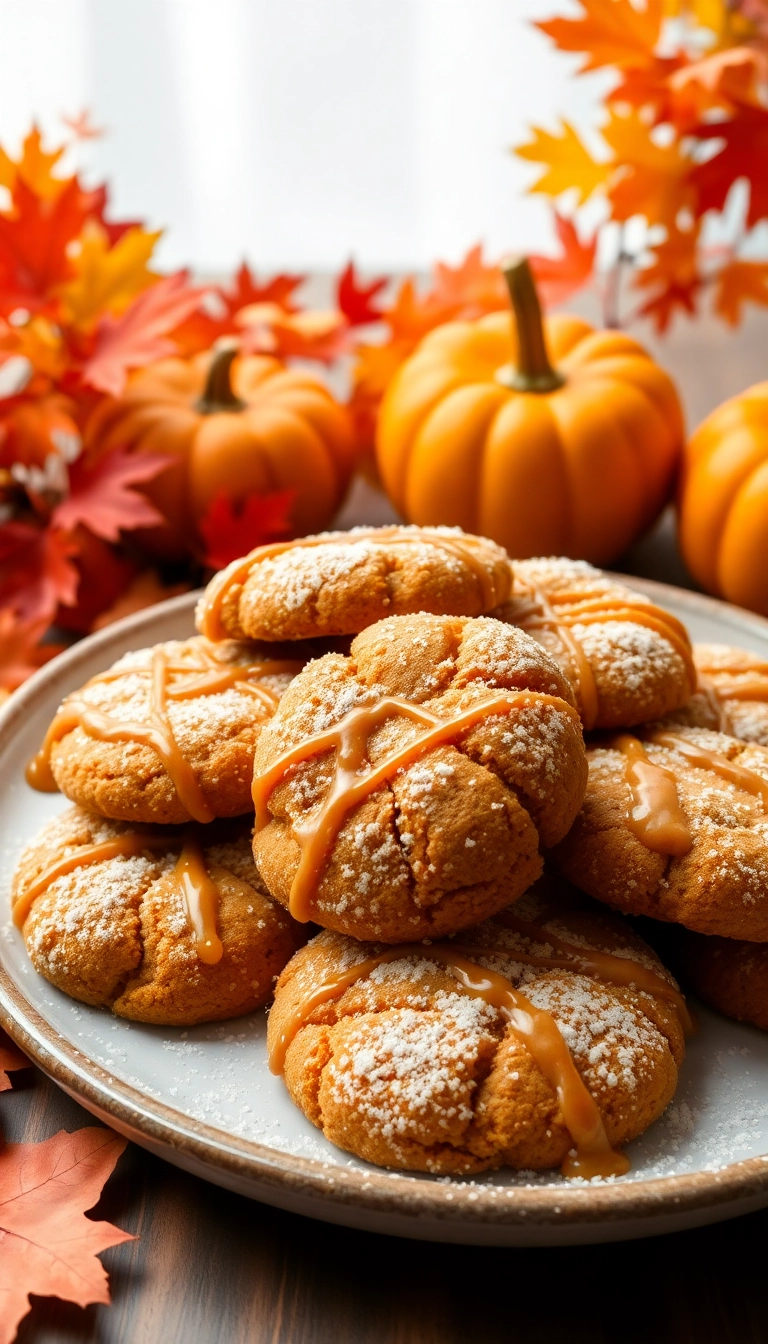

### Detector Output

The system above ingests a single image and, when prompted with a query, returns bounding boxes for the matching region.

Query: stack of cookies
[13,526,768,1181]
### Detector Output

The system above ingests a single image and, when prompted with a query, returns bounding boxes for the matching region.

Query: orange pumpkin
[85,343,356,558]
[376,259,684,565]
[678,381,768,615]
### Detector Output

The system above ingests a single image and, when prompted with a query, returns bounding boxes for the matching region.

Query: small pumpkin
[85,343,356,558]
[678,381,768,615]
[375,259,684,565]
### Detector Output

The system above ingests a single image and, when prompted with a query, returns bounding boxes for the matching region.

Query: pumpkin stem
[197,341,247,414]
[496,256,564,394]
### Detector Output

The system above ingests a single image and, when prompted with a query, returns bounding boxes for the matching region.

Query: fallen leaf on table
[93,569,190,629]
[530,213,597,307]
[83,272,210,396]
[336,261,388,326]
[51,446,173,543]
[0,522,79,622]
[0,1127,134,1344]
[0,610,64,690]
[0,1029,30,1092]
[199,488,295,570]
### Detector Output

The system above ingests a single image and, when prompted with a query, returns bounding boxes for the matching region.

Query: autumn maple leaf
[537,0,664,73]
[0,610,64,690]
[51,446,173,542]
[199,489,295,570]
[515,121,611,205]
[633,223,703,331]
[0,1029,30,1091]
[0,126,67,204]
[171,264,305,355]
[0,1127,134,1344]
[714,259,768,324]
[237,304,350,363]
[58,220,162,330]
[62,110,105,141]
[83,272,210,396]
[0,176,103,318]
[529,214,597,307]
[692,104,768,226]
[0,522,79,621]
[431,245,508,317]
[603,108,695,228]
[337,261,388,326]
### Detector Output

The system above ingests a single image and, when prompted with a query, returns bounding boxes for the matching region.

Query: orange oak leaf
[62,110,105,142]
[603,108,695,227]
[199,488,294,570]
[0,1127,134,1344]
[537,0,663,73]
[83,273,210,396]
[0,611,64,691]
[0,523,79,622]
[515,120,612,205]
[92,569,191,629]
[0,1029,30,1091]
[714,259,768,325]
[51,446,173,542]
[336,260,388,326]
[692,104,768,226]
[58,220,162,331]
[529,214,598,306]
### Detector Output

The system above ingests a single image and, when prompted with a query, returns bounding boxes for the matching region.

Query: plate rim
[3,579,768,1232]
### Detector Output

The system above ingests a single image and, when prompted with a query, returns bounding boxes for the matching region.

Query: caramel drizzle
[270,942,631,1180]
[26,644,301,822]
[511,585,696,731]
[253,690,579,922]
[696,656,768,704]
[199,527,507,642]
[610,729,768,856]
[13,828,224,964]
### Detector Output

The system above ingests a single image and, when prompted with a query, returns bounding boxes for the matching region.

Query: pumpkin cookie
[665,644,768,747]
[196,525,513,643]
[27,636,305,825]
[555,724,768,940]
[12,807,303,1025]
[268,883,688,1176]
[675,929,768,1031]
[494,557,695,730]
[252,612,587,943]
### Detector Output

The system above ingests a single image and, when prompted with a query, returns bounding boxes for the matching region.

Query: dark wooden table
[8,349,768,1344]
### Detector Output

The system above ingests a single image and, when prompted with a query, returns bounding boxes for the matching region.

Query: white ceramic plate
[4,582,768,1246]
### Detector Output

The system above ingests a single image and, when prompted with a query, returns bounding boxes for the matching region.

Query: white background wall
[0,0,603,272]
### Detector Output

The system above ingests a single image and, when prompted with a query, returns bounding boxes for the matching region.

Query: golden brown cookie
[674,928,768,1030]
[267,883,687,1176]
[196,525,513,643]
[27,636,305,825]
[12,807,303,1025]
[494,557,695,730]
[665,644,768,747]
[252,612,587,942]
[555,724,768,939]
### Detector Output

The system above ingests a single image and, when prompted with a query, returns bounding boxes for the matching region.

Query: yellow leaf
[714,260,768,326]
[58,220,162,330]
[538,0,663,72]
[0,126,69,202]
[602,108,694,227]
[515,121,611,205]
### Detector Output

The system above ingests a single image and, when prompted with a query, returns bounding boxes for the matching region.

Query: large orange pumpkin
[678,381,768,615]
[85,343,356,558]
[376,259,684,565]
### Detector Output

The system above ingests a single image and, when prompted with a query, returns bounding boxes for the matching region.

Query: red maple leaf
[171,264,305,354]
[529,213,597,307]
[0,610,64,690]
[199,488,295,570]
[228,262,303,312]
[0,522,79,621]
[0,177,101,317]
[691,104,768,226]
[0,1029,30,1091]
[0,1127,134,1344]
[52,446,173,542]
[336,261,388,326]
[82,273,210,396]
[62,110,105,141]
